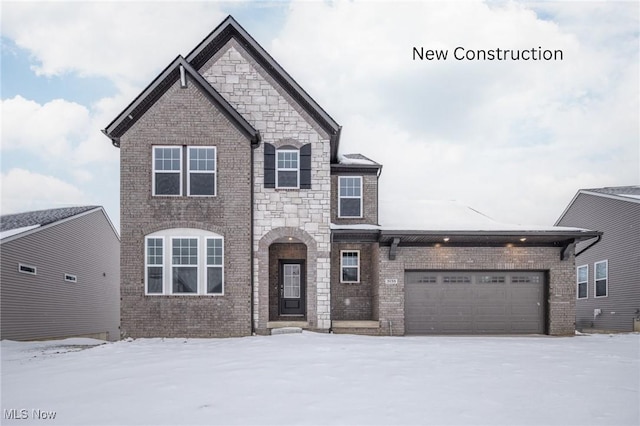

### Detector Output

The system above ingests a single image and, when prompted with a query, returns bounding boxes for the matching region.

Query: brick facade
[120,79,253,338]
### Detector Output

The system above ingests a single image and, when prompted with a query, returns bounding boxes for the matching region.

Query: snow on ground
[1,333,638,426]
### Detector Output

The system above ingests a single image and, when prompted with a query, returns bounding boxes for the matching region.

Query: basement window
[18,263,37,275]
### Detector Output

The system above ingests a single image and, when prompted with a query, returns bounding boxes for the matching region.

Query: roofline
[555,189,640,225]
[103,55,260,146]
[0,207,120,244]
[379,229,601,240]
[186,15,340,159]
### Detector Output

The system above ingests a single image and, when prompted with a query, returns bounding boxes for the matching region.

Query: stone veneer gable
[198,39,332,332]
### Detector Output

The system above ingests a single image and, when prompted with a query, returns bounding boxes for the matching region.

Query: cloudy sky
[2,1,638,231]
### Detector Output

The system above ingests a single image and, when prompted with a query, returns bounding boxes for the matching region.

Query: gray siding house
[556,186,640,332]
[103,15,599,338]
[0,206,120,341]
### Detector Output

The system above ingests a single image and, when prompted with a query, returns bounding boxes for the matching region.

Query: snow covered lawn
[2,333,638,425]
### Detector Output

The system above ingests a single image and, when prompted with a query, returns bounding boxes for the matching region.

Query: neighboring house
[103,16,599,338]
[0,206,120,341]
[556,186,640,332]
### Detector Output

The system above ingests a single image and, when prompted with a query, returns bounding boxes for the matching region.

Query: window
[340,251,360,283]
[479,275,505,283]
[443,276,471,283]
[577,265,588,299]
[188,147,216,196]
[595,260,608,298]
[146,237,164,294]
[276,149,299,188]
[339,176,363,217]
[264,143,311,189]
[206,238,223,294]
[64,273,77,283]
[153,146,182,195]
[145,230,224,296]
[18,263,36,275]
[172,238,198,294]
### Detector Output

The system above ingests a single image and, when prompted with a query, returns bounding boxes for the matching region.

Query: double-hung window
[340,250,360,283]
[145,230,224,295]
[595,260,608,298]
[339,176,363,217]
[577,265,588,299]
[276,149,299,188]
[206,238,223,294]
[153,147,182,195]
[146,237,164,294]
[188,147,216,196]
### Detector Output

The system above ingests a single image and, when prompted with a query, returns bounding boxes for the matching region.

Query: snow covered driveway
[2,333,638,426]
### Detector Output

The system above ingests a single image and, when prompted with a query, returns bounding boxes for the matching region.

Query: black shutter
[264,143,275,188]
[300,143,312,189]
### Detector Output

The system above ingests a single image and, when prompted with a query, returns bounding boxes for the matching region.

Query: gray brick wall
[120,78,253,338]
[331,174,379,225]
[331,242,378,321]
[376,245,576,336]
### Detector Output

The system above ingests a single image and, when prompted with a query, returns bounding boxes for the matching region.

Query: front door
[279,260,305,316]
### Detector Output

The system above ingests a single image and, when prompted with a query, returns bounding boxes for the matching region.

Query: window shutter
[264,143,275,188]
[300,143,312,189]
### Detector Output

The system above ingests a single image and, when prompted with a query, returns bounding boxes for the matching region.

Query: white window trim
[276,149,300,189]
[152,146,183,197]
[64,273,78,283]
[18,263,37,275]
[340,250,360,283]
[145,236,165,296]
[594,260,608,298]
[144,230,224,296]
[205,236,225,296]
[338,176,363,218]
[576,264,588,300]
[187,146,217,197]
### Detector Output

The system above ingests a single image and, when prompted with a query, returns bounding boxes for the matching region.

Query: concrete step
[271,327,303,335]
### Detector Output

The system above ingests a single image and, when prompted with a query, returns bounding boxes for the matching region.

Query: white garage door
[405,271,546,334]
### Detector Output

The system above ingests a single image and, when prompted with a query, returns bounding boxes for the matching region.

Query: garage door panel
[405,271,545,335]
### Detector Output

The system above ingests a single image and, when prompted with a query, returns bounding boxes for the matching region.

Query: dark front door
[279,260,305,316]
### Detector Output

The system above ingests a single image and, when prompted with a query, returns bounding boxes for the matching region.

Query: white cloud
[1,2,226,90]
[0,168,89,214]
[270,1,639,225]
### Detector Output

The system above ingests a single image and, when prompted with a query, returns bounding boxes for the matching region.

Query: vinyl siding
[557,193,640,331]
[0,209,120,341]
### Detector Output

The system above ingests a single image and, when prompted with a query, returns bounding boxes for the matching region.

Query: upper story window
[577,265,588,299]
[264,143,311,189]
[595,260,608,298]
[339,176,363,218]
[153,146,216,197]
[188,147,216,196]
[145,229,224,296]
[153,147,182,196]
[276,149,299,188]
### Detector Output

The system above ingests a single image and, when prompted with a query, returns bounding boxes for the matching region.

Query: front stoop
[270,327,303,335]
[331,320,382,336]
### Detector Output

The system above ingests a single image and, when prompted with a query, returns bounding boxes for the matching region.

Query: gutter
[250,132,261,335]
[575,234,602,257]
[101,129,120,148]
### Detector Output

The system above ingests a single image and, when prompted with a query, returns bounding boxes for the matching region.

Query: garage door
[405,271,546,334]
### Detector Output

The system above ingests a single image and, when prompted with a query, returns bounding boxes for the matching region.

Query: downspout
[250,132,262,335]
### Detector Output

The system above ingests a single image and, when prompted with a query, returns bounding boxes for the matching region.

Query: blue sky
[1,1,638,231]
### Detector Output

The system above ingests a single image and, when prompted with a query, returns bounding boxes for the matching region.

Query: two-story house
[103,16,600,338]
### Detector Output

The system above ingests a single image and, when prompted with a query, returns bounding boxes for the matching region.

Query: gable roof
[555,185,640,225]
[103,55,260,147]
[186,15,342,162]
[0,206,118,243]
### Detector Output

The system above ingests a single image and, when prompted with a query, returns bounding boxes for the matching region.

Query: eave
[102,55,260,147]
[185,15,341,161]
